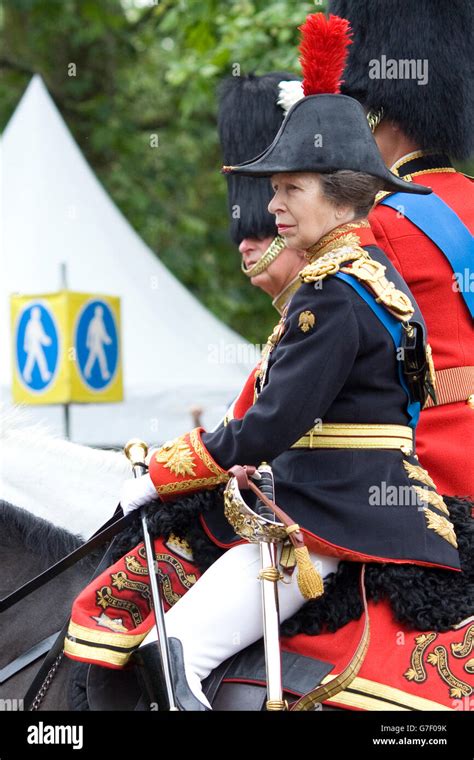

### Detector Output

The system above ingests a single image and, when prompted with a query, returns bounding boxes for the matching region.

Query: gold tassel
[294,546,324,599]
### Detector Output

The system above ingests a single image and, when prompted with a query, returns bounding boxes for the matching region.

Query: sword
[254,463,287,711]
[123,439,178,711]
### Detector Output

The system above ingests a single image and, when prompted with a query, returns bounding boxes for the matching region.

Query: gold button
[467,395,474,409]
[401,445,413,456]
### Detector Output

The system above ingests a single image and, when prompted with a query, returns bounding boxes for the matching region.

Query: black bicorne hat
[223,93,430,195]
[327,0,474,159]
[218,72,302,245]
[223,14,430,196]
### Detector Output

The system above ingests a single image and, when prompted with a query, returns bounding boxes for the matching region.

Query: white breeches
[141,542,340,708]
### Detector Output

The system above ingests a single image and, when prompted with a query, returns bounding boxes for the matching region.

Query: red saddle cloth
[65,536,473,710]
[282,601,474,711]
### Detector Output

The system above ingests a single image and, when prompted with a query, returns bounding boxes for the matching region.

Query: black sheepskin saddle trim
[110,492,473,635]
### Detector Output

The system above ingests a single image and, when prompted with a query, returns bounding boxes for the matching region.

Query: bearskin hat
[218,72,301,245]
[327,0,474,159]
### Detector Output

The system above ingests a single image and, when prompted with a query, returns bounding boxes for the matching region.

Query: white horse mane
[0,404,130,537]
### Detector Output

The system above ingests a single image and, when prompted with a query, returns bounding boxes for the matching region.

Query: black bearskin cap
[218,72,301,245]
[327,0,474,159]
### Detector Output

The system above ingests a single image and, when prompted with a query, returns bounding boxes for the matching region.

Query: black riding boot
[133,638,210,711]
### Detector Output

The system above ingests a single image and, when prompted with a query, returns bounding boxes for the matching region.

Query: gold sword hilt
[124,438,149,476]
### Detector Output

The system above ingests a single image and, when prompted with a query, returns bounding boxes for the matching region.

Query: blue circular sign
[15,301,59,392]
[75,300,118,391]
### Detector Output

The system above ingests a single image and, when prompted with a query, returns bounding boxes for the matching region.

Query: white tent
[0,76,255,445]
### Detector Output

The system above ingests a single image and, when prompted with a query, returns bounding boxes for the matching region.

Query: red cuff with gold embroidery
[148,427,229,502]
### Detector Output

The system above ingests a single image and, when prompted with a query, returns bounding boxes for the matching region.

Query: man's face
[238,235,306,298]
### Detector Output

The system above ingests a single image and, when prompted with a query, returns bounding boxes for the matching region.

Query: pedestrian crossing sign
[11,291,123,404]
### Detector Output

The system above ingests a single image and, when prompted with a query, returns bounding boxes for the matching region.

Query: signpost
[11,290,123,438]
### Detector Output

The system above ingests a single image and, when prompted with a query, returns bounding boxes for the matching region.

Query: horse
[0,500,100,710]
[0,404,129,536]
[2,490,473,712]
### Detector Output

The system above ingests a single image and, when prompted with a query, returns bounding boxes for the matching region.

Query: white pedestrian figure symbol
[84,305,112,380]
[23,306,53,383]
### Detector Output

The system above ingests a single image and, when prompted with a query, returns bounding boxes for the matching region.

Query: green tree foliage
[0,0,316,343]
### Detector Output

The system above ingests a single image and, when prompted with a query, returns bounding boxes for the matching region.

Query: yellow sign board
[11,291,123,404]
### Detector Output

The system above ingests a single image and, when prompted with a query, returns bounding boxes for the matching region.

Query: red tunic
[369,152,474,498]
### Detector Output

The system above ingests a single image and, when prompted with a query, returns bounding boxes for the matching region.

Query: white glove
[120,473,159,516]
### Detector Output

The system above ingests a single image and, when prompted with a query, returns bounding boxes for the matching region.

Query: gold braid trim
[68,619,146,648]
[306,221,371,259]
[290,566,370,711]
[300,242,367,283]
[301,242,414,320]
[157,474,229,496]
[367,107,384,133]
[64,640,139,668]
[241,235,286,277]
[190,428,227,477]
[323,675,452,711]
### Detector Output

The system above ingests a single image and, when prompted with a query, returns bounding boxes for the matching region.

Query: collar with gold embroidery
[300,220,414,320]
[390,150,454,181]
[305,220,376,262]
[272,276,302,315]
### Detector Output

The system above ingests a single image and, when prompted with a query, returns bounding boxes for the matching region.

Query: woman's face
[268,172,353,250]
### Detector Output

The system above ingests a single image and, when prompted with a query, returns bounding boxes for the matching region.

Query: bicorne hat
[223,14,431,197]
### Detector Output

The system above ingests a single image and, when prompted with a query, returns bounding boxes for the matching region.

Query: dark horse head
[0,500,99,710]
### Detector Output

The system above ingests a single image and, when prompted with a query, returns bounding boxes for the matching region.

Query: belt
[291,423,413,454]
[424,366,474,409]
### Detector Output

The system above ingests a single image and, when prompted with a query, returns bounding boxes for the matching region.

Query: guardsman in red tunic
[327,0,474,498]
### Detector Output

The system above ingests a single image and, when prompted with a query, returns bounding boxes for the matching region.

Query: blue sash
[380,192,474,318]
[335,272,420,428]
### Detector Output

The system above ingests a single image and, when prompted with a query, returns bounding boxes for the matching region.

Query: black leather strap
[0,631,61,684]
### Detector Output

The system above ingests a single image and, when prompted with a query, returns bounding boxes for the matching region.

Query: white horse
[0,404,130,537]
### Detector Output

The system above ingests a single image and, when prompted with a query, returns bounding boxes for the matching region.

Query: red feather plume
[298,13,353,97]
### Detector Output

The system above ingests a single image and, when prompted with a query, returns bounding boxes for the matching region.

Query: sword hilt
[255,464,275,522]
[124,439,149,478]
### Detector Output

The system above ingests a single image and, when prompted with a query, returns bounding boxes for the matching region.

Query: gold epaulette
[300,244,415,321]
[300,242,366,284]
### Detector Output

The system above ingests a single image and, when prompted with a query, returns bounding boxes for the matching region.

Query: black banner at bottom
[0,709,471,757]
